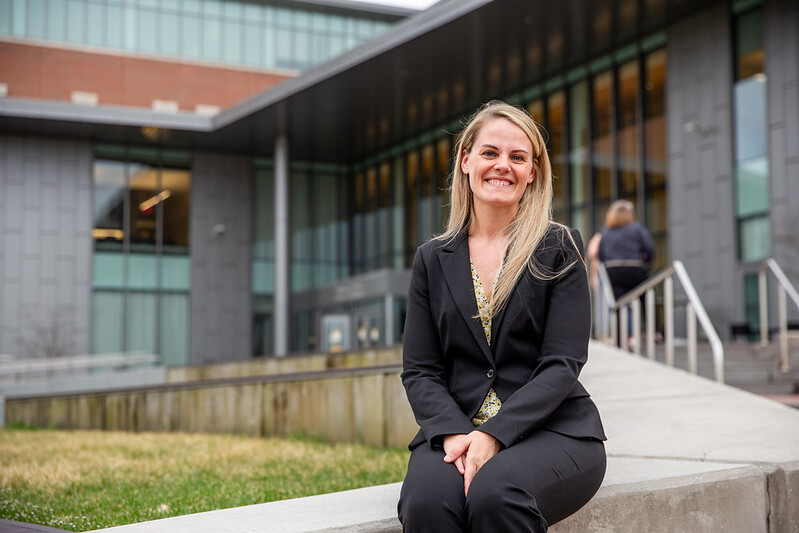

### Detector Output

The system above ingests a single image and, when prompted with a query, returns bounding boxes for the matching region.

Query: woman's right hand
[443,433,469,475]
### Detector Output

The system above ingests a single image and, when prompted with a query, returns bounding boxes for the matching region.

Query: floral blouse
[470,261,502,427]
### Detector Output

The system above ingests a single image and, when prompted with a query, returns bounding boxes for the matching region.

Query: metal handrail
[595,260,725,383]
[758,258,799,372]
[593,263,618,342]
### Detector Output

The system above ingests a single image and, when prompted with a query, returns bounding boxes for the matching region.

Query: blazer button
[486,368,495,379]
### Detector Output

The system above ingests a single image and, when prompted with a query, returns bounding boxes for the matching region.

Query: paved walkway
[0,520,70,533]
[87,341,799,532]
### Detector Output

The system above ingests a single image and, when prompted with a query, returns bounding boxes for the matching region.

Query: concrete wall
[668,0,799,338]
[4,365,417,448]
[166,347,402,383]
[190,153,253,364]
[765,0,799,316]
[0,135,93,357]
[667,2,743,338]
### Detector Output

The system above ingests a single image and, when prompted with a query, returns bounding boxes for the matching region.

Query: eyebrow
[478,143,531,155]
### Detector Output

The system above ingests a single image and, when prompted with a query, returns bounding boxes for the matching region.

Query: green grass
[0,428,409,531]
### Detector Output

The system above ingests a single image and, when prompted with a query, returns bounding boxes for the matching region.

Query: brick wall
[0,40,292,112]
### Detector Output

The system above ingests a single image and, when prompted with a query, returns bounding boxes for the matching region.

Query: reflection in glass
[379,162,393,268]
[93,160,126,248]
[547,92,567,222]
[365,167,378,271]
[617,0,638,40]
[405,151,419,266]
[733,78,767,163]
[618,60,640,201]
[592,71,613,230]
[419,144,435,243]
[569,81,589,208]
[392,158,406,268]
[733,7,768,261]
[644,49,667,268]
[436,137,451,234]
[91,292,124,354]
[91,153,191,366]
[739,216,770,261]
[735,157,769,217]
[644,49,666,187]
[591,0,612,51]
[128,163,158,250]
[291,171,311,290]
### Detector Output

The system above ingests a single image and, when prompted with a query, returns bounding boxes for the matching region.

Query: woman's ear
[460,149,470,175]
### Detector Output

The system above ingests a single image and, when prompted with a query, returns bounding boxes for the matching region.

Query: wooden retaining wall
[5,363,418,448]
[164,348,403,383]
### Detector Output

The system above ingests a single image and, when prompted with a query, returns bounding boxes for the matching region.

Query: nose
[494,154,511,171]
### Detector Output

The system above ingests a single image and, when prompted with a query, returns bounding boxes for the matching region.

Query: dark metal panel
[0,0,727,163]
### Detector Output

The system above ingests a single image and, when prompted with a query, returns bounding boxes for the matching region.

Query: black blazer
[402,225,606,450]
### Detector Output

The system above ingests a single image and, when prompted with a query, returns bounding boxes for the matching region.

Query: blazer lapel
[490,270,536,353]
[438,233,493,364]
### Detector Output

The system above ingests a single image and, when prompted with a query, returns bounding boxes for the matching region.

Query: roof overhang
[0,0,724,165]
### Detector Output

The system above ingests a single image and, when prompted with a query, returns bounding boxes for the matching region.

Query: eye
[481,150,497,158]
[510,154,526,162]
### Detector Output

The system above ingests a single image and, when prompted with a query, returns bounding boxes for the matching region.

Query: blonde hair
[605,200,636,229]
[439,100,583,318]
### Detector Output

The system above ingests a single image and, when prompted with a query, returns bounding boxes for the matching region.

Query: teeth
[487,179,511,186]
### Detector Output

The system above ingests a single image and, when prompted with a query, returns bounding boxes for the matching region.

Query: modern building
[1,0,797,366]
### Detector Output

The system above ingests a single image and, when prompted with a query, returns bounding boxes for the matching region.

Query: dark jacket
[401,225,606,450]
[598,222,655,267]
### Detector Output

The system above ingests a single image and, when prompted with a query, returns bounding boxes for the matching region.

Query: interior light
[92,228,124,241]
[139,190,171,212]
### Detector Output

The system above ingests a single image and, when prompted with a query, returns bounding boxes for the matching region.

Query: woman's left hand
[443,430,501,496]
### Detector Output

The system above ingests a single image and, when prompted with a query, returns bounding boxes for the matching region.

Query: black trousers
[397,430,606,533]
[605,265,648,301]
[606,265,649,339]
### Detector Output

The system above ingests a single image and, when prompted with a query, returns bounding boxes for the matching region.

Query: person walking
[597,200,655,301]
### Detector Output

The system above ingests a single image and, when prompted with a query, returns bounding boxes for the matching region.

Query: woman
[397,101,606,533]
[597,200,655,301]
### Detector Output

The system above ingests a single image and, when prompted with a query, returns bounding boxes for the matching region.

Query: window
[733,8,769,261]
[253,163,275,356]
[92,149,191,366]
[618,60,640,203]
[592,71,614,230]
[644,49,667,270]
[0,0,398,71]
[569,80,590,239]
[546,91,567,223]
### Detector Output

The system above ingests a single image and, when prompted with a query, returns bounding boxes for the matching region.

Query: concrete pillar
[274,135,290,356]
[384,294,395,346]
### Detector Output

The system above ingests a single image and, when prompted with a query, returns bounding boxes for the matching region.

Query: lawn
[0,427,410,531]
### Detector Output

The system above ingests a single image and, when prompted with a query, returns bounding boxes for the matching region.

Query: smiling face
[460,117,536,217]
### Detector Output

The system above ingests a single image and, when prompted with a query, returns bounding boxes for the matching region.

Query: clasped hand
[443,431,501,496]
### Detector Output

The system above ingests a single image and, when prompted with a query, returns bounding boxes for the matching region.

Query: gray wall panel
[668,0,799,335]
[0,135,92,358]
[190,152,252,364]
[765,0,799,305]
[667,3,739,338]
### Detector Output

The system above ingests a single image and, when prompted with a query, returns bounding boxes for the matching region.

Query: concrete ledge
[90,342,799,532]
[91,458,766,533]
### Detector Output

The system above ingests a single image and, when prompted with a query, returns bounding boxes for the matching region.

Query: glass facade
[248,43,668,355]
[0,0,395,71]
[252,162,275,357]
[643,48,667,271]
[92,146,191,366]
[733,6,770,262]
